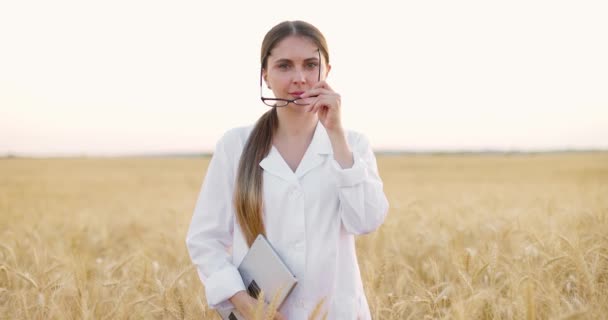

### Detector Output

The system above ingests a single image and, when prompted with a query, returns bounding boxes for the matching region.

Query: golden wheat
[1,153,607,319]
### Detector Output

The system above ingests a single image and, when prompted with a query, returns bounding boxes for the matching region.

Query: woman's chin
[282,103,303,110]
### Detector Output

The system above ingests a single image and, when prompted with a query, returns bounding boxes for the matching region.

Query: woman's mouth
[289,91,305,97]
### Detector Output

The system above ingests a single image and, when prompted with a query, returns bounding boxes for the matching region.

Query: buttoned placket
[287,180,307,273]
[256,122,344,316]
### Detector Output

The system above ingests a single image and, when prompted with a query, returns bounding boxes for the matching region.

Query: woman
[186,20,389,319]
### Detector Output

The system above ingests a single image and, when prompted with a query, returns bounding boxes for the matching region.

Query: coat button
[295,298,305,308]
[294,241,304,250]
[289,188,302,198]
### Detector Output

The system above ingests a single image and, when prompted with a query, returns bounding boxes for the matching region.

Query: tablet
[218,234,298,320]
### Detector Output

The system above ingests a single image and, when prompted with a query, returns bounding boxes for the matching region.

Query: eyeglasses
[260,49,321,107]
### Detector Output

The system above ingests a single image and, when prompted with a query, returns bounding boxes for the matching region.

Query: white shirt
[186,122,389,319]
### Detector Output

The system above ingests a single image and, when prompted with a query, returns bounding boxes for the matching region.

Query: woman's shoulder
[219,125,254,143]
[343,128,371,152]
[214,125,254,154]
[343,128,365,141]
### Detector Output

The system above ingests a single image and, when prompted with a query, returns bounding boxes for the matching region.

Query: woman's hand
[299,81,342,134]
[300,81,353,168]
[229,290,286,320]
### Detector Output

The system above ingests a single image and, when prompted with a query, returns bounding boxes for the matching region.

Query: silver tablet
[218,234,298,320]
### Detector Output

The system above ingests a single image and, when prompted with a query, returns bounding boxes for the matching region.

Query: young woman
[186,20,389,319]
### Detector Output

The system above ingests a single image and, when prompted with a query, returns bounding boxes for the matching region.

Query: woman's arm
[302,81,389,234]
[330,131,390,235]
[185,132,246,311]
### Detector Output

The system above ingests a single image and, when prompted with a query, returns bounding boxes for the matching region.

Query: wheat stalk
[525,278,535,320]
[308,297,326,320]
[15,270,39,289]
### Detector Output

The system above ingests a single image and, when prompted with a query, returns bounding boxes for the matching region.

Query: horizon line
[2,148,607,159]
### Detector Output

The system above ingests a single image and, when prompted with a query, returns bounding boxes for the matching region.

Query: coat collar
[259,122,333,182]
[307,121,333,156]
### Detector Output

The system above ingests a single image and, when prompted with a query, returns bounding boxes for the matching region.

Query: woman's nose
[292,68,307,83]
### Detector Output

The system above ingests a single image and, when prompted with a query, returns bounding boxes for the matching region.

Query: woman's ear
[324,64,332,79]
[262,69,270,89]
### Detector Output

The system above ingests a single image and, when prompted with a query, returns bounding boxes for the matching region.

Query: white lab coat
[186,122,389,319]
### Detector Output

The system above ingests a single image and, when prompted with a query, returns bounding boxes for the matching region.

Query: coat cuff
[204,265,246,310]
[331,152,369,187]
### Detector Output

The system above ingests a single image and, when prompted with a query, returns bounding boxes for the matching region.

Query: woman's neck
[275,107,318,139]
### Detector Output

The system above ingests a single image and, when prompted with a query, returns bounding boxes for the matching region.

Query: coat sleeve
[331,132,390,235]
[185,132,245,311]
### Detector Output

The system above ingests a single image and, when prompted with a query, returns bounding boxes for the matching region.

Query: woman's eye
[278,64,290,70]
[307,62,318,69]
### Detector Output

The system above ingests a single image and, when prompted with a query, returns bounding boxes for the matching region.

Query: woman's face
[263,36,330,104]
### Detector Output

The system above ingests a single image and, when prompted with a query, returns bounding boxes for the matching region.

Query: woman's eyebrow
[273,57,320,64]
[273,58,292,65]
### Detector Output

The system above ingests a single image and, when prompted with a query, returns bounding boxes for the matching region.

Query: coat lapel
[258,122,334,182]
[259,146,298,183]
[294,122,333,179]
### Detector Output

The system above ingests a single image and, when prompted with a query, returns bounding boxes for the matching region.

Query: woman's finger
[309,97,332,113]
[295,96,317,105]
[300,88,331,98]
[316,80,333,91]
[313,80,333,91]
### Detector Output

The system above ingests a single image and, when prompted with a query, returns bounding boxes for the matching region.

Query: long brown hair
[234,21,330,247]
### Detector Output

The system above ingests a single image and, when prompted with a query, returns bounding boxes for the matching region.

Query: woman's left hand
[301,80,354,168]
[299,81,342,133]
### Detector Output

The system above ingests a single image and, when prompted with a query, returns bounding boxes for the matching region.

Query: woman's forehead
[269,36,319,61]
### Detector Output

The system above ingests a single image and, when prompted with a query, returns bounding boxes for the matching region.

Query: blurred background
[1,0,607,157]
[2,2,608,319]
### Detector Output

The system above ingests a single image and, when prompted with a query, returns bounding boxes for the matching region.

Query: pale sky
[1,0,607,156]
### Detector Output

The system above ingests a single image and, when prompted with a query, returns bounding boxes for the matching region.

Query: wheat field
[1,153,607,319]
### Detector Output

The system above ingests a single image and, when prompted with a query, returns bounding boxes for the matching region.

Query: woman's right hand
[229,290,286,320]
